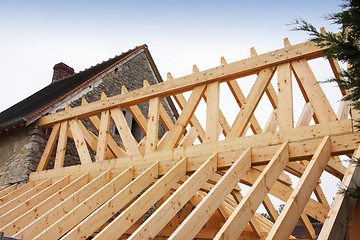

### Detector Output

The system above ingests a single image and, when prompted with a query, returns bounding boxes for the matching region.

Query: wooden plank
[262,195,279,222]
[0,182,34,206]
[121,85,148,134]
[62,163,158,240]
[29,120,356,182]
[205,81,219,142]
[69,118,92,164]
[226,79,263,134]
[93,158,187,240]
[0,179,51,216]
[263,109,278,132]
[1,174,89,236]
[54,121,68,168]
[227,67,276,138]
[158,84,206,150]
[82,98,127,158]
[37,123,60,171]
[178,126,198,147]
[144,80,174,131]
[337,100,350,120]
[296,102,314,128]
[291,59,337,123]
[14,170,111,240]
[300,213,316,239]
[277,62,293,130]
[129,153,217,239]
[215,143,289,239]
[96,107,111,161]
[169,149,252,240]
[318,145,360,240]
[110,107,140,155]
[145,97,160,153]
[266,136,331,240]
[0,184,17,199]
[37,39,328,127]
[34,167,133,240]
[0,176,70,229]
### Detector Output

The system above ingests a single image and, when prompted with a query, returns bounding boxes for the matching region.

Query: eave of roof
[0,45,147,132]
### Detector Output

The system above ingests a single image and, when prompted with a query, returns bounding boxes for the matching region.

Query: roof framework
[0,37,359,240]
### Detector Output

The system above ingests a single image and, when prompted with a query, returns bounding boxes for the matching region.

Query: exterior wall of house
[0,50,176,187]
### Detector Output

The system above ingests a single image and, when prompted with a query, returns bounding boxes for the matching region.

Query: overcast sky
[0,0,346,206]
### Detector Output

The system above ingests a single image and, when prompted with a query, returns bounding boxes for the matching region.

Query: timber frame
[0,35,359,240]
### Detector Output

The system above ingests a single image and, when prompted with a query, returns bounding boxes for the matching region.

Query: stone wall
[0,126,47,186]
[0,50,176,186]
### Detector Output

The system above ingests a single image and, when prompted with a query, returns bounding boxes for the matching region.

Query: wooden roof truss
[0,37,359,240]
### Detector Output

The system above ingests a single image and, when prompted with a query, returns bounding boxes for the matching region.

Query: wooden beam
[37,39,328,127]
[214,142,289,239]
[266,136,331,240]
[277,62,294,130]
[14,170,111,239]
[169,149,251,240]
[158,84,206,150]
[129,153,218,240]
[81,98,127,158]
[318,145,360,240]
[69,118,92,164]
[0,184,17,199]
[96,107,111,161]
[34,168,133,240]
[0,182,34,206]
[227,67,276,138]
[37,123,60,171]
[110,107,140,155]
[93,158,187,240]
[1,174,89,236]
[291,58,337,123]
[29,120,356,182]
[0,176,70,229]
[62,163,158,240]
[145,97,160,153]
[205,81,219,142]
[54,121,68,168]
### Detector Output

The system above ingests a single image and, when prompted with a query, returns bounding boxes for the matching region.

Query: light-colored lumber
[169,149,252,240]
[0,182,34,206]
[144,80,174,130]
[15,170,111,240]
[69,118,92,164]
[129,153,217,239]
[29,120,356,183]
[0,184,17,199]
[262,195,279,222]
[145,97,160,153]
[54,121,68,168]
[178,126,198,147]
[1,174,89,236]
[0,179,51,217]
[214,142,289,239]
[82,98,127,158]
[62,163,158,240]
[110,107,140,155]
[158,84,206,150]
[291,59,337,123]
[300,213,316,239]
[93,158,187,240]
[205,81,219,142]
[227,67,275,138]
[37,40,329,127]
[0,176,69,229]
[34,167,133,240]
[318,145,360,240]
[96,94,111,161]
[37,123,61,171]
[277,62,293,130]
[266,136,331,240]
[121,86,148,134]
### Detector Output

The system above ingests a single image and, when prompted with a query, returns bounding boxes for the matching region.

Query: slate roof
[0,45,148,131]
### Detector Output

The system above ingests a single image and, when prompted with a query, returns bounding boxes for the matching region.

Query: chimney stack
[52,62,74,83]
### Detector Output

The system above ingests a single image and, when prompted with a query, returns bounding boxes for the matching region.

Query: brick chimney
[52,62,74,83]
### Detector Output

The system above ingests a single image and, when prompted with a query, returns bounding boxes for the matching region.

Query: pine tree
[293,0,360,198]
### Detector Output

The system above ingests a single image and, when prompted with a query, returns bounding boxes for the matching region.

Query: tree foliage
[293,0,360,198]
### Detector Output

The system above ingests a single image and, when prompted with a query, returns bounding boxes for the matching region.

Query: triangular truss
[0,37,359,240]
